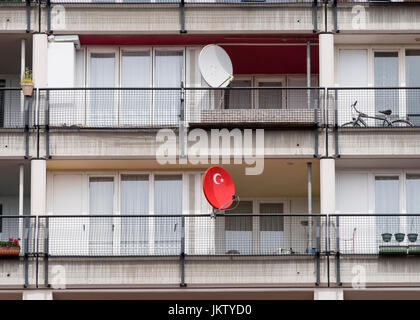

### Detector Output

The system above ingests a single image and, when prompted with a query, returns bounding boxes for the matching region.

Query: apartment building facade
[1,0,420,300]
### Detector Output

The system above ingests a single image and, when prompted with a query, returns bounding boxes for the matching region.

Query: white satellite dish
[199,44,234,88]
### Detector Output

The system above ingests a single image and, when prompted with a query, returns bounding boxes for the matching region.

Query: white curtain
[89,177,114,255]
[90,53,115,127]
[259,203,284,254]
[406,174,420,234]
[120,175,149,254]
[337,50,368,125]
[154,51,183,126]
[375,176,400,245]
[154,175,182,254]
[225,201,253,254]
[121,51,151,127]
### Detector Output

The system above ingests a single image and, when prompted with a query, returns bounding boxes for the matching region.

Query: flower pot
[395,233,405,243]
[0,246,20,257]
[21,82,34,97]
[408,233,418,243]
[381,233,392,242]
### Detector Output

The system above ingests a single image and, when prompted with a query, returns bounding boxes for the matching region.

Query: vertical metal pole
[336,216,341,286]
[47,0,51,34]
[25,0,31,33]
[23,216,29,288]
[316,215,321,286]
[307,40,311,110]
[307,162,312,252]
[179,86,186,161]
[325,89,329,158]
[334,89,339,158]
[312,0,318,33]
[333,0,338,33]
[180,0,186,34]
[44,216,49,287]
[24,96,30,159]
[46,90,50,159]
[180,216,187,287]
[19,164,24,240]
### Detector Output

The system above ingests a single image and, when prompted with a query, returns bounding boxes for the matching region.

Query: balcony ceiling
[0,34,32,76]
[46,158,320,198]
[79,33,319,74]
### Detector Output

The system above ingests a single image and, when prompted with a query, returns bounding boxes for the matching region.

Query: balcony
[45,0,318,34]
[37,87,322,129]
[329,87,420,157]
[0,214,328,288]
[2,214,420,289]
[329,214,420,287]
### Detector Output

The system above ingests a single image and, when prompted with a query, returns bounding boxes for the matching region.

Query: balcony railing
[37,87,322,129]
[329,88,420,128]
[0,88,35,129]
[3,214,420,287]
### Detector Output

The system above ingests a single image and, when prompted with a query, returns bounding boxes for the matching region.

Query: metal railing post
[315,215,321,286]
[45,89,50,158]
[44,216,50,287]
[24,95,31,159]
[335,215,341,286]
[314,89,320,157]
[47,0,51,34]
[312,0,318,33]
[179,86,186,160]
[180,215,187,287]
[180,0,186,34]
[334,89,339,158]
[25,0,31,33]
[23,216,29,288]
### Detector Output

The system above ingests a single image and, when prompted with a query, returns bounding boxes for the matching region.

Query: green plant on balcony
[0,237,21,257]
[21,67,34,97]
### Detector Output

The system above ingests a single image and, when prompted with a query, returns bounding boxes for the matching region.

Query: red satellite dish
[203,166,235,210]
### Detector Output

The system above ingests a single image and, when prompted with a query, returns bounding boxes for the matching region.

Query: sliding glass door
[374,52,399,122]
[375,176,400,247]
[90,53,116,127]
[154,50,183,126]
[154,175,182,255]
[406,50,420,126]
[89,177,114,255]
[121,51,151,127]
[120,174,149,255]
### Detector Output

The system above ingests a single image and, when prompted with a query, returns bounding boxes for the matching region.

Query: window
[405,50,420,125]
[374,52,399,119]
[225,201,253,254]
[89,53,116,127]
[154,50,183,125]
[259,203,284,254]
[120,51,151,126]
[89,177,114,255]
[406,174,420,235]
[223,199,286,254]
[120,174,149,255]
[225,79,252,110]
[154,175,183,254]
[375,176,400,245]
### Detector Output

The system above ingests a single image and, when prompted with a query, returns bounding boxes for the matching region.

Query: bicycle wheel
[390,119,414,127]
[341,122,360,127]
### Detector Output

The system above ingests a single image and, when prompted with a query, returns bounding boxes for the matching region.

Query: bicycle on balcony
[341,100,414,128]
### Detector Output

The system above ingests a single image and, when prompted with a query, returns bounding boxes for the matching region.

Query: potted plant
[381,233,392,242]
[21,67,34,97]
[394,233,405,243]
[407,218,418,242]
[0,237,21,257]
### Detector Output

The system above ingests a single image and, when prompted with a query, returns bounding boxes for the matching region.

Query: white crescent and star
[213,173,224,185]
